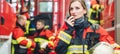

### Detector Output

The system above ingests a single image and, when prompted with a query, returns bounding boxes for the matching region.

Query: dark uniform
[55,17,115,54]
[12,23,36,54]
[33,28,54,54]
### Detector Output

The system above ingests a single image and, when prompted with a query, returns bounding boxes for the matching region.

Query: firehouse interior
[0,0,120,54]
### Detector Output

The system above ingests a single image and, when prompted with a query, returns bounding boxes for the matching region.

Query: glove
[40,42,48,49]
[64,22,74,35]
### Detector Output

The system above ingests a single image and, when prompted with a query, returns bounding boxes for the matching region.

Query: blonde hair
[17,15,26,20]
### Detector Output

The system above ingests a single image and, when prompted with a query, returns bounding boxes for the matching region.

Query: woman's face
[70,1,86,20]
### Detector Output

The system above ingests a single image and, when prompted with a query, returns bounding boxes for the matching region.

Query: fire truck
[0,0,16,53]
[33,0,115,39]
[3,0,115,37]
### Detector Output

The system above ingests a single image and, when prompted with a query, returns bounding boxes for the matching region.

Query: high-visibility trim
[12,39,18,44]
[88,8,100,24]
[19,45,27,48]
[12,45,14,54]
[25,20,30,34]
[48,36,55,40]
[67,45,89,54]
[34,38,48,44]
[44,25,49,29]
[34,38,39,42]
[26,39,32,48]
[34,38,49,48]
[29,28,36,31]
[58,31,72,44]
[16,37,26,43]
[91,9,96,13]
[31,48,34,51]
[48,41,54,46]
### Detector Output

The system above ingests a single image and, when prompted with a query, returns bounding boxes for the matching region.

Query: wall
[116,0,120,44]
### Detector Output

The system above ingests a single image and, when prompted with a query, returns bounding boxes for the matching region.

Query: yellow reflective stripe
[88,8,99,24]
[16,37,26,43]
[40,39,48,45]
[34,38,39,42]
[48,41,54,46]
[48,36,55,40]
[91,9,96,13]
[25,20,30,34]
[67,45,89,54]
[34,38,48,43]
[29,28,36,31]
[12,39,18,44]
[67,51,89,54]
[44,25,49,29]
[68,45,88,48]
[31,48,34,51]
[34,38,49,48]
[26,39,32,48]
[12,45,14,54]
[58,31,72,44]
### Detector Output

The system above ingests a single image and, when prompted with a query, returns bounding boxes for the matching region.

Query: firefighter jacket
[33,28,54,40]
[33,28,54,54]
[88,4,104,24]
[12,23,36,48]
[55,17,115,54]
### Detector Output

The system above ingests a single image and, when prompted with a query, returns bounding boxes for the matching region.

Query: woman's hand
[65,16,75,27]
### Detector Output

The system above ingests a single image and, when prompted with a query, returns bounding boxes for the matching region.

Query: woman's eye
[70,8,73,10]
[76,7,80,9]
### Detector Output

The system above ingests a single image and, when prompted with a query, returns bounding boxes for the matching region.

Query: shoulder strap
[83,24,100,39]
[90,24,99,33]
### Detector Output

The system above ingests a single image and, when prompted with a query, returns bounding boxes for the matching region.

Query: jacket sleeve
[98,26,115,44]
[45,29,54,40]
[63,22,74,35]
[13,28,36,48]
[55,23,74,54]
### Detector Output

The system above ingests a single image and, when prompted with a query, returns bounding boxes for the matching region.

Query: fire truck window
[6,0,11,2]
[112,20,114,27]
[39,2,52,12]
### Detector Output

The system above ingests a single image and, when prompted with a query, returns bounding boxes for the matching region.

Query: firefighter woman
[33,19,54,54]
[12,15,36,54]
[54,0,119,54]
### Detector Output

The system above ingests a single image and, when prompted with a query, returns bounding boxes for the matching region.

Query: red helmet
[0,0,16,35]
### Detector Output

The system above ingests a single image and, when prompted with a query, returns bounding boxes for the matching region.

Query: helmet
[0,0,16,35]
[89,42,114,54]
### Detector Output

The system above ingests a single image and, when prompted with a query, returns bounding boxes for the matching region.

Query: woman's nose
[72,9,76,13]
[71,9,77,15]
